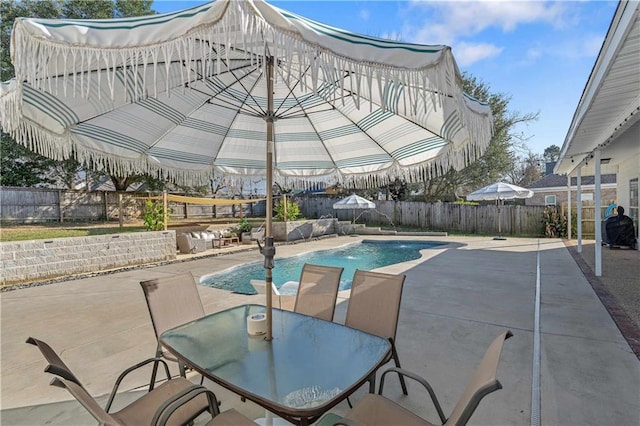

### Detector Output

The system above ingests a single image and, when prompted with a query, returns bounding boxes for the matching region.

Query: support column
[577,168,582,253]
[567,175,572,240]
[594,150,602,276]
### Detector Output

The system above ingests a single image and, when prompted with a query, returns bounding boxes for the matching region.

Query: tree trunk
[111,176,131,191]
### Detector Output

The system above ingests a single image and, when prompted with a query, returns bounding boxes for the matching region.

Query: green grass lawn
[0,223,148,242]
[0,218,255,242]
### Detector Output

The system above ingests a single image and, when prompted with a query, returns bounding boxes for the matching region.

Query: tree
[0,0,155,188]
[49,158,84,189]
[0,133,56,187]
[386,178,408,201]
[507,151,543,187]
[543,145,561,163]
[417,73,539,202]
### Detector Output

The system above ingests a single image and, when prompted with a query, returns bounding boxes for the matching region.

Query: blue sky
[153,0,618,157]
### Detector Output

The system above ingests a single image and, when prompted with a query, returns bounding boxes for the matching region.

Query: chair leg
[149,362,158,392]
[390,339,408,395]
[346,372,375,408]
[149,346,164,392]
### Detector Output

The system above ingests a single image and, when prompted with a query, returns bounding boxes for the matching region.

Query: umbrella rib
[275,80,343,173]
[272,61,356,119]
[206,73,266,159]
[218,59,268,117]
[193,37,268,117]
[189,65,266,117]
[271,62,312,118]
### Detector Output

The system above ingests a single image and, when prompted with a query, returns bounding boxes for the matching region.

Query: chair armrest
[379,367,447,424]
[151,385,220,426]
[105,357,171,412]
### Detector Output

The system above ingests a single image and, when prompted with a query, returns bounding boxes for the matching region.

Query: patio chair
[334,330,513,426]
[294,263,344,321]
[345,269,407,395]
[250,279,282,309]
[250,227,265,242]
[176,233,207,254]
[26,337,218,425]
[140,273,205,387]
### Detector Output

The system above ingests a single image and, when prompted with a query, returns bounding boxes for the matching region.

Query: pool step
[355,226,396,235]
[343,223,448,237]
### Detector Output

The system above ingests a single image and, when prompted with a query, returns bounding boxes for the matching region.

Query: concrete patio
[1,235,638,425]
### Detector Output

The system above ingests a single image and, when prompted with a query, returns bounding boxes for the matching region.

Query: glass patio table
[159,304,391,425]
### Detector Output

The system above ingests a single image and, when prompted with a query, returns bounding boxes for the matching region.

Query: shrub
[542,206,567,238]
[142,200,167,231]
[236,218,252,233]
[275,199,300,221]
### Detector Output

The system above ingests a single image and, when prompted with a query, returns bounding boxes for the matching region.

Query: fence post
[283,194,288,223]
[163,191,168,231]
[58,190,64,223]
[103,191,109,221]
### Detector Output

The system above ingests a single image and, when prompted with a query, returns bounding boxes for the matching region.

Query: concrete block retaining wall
[1,231,176,286]
[272,218,339,241]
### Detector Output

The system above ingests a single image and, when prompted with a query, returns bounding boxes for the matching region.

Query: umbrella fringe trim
[5,0,494,186]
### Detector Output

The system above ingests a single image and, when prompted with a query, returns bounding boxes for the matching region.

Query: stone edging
[0,234,341,293]
[565,242,640,360]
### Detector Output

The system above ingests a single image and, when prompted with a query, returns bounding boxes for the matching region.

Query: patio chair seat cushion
[205,408,258,425]
[112,377,210,426]
[344,393,431,426]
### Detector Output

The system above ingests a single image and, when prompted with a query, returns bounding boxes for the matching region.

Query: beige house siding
[616,153,640,211]
[526,186,617,207]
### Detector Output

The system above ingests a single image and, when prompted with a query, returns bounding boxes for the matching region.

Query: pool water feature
[201,240,445,295]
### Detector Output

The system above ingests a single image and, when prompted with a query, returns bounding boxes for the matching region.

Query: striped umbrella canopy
[332,194,376,210]
[1,0,492,185]
[0,0,493,338]
[466,182,534,201]
[467,182,533,240]
[333,194,375,223]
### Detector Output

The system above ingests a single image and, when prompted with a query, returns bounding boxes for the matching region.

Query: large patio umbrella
[466,182,533,240]
[333,194,375,223]
[0,0,493,339]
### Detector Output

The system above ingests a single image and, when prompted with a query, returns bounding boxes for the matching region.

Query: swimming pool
[201,240,445,295]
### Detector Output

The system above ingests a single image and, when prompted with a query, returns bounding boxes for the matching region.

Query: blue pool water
[201,240,445,295]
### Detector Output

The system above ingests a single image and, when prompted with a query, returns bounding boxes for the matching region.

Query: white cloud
[527,47,542,60]
[543,33,605,60]
[359,8,370,22]
[407,0,568,41]
[403,0,573,64]
[453,42,504,66]
[578,34,605,57]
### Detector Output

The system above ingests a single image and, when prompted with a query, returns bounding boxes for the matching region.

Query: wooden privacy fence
[296,197,547,236]
[1,186,559,236]
[0,187,265,223]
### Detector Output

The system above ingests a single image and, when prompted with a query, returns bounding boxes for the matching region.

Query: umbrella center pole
[259,237,276,341]
[264,55,275,341]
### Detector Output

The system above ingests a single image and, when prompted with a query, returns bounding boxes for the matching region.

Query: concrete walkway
[1,236,638,425]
